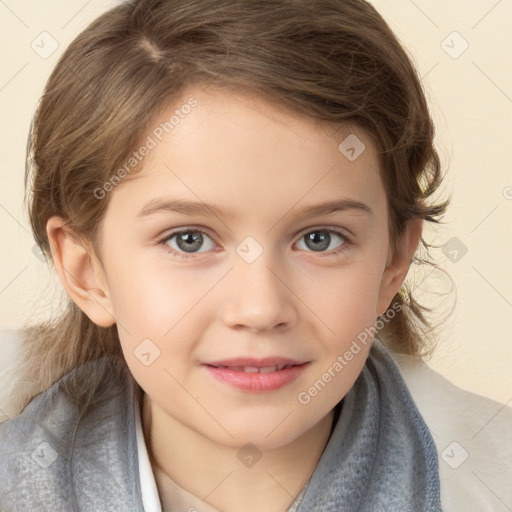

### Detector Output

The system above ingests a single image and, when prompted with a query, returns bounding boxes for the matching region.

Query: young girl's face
[94,86,403,449]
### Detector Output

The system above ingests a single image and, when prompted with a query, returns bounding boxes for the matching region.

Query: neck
[142,394,335,512]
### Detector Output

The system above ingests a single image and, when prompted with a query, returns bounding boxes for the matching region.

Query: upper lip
[204,357,307,368]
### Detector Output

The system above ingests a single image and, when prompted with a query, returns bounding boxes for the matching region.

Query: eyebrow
[136,197,373,219]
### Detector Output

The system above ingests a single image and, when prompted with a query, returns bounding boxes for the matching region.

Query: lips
[204,357,305,368]
[202,357,309,392]
[213,364,294,373]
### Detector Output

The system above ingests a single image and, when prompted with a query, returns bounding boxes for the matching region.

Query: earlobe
[376,217,423,317]
[46,216,116,327]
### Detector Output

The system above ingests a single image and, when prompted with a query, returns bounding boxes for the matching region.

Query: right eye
[158,229,217,259]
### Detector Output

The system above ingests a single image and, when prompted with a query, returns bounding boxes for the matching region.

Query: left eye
[296,230,347,253]
[163,230,215,254]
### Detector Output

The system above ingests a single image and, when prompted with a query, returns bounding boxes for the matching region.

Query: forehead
[160,86,370,151]
[106,86,385,221]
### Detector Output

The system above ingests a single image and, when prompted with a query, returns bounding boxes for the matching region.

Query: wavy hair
[11,0,452,415]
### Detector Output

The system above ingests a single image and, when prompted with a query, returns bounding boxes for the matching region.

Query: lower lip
[203,363,309,392]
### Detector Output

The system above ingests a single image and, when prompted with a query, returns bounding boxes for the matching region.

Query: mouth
[202,357,310,392]
[208,363,297,373]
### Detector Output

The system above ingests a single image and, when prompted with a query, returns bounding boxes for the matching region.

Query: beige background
[0,0,511,405]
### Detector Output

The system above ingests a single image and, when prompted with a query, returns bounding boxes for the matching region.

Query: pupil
[306,231,330,251]
[178,231,202,252]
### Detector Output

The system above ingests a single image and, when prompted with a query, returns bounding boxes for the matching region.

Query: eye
[295,228,350,256]
[157,226,351,261]
[159,229,215,258]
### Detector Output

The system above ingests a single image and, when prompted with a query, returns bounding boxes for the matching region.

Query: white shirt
[135,398,163,512]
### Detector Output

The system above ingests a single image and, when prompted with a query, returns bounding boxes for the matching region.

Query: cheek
[106,256,203,330]
[106,260,216,376]
[307,260,384,332]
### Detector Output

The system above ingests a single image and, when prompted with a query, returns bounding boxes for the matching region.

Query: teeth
[217,364,291,373]
[219,364,289,373]
[259,365,277,373]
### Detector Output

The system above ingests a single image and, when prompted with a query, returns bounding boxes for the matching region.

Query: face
[95,87,397,450]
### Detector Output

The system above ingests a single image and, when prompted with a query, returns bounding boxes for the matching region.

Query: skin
[47,86,422,512]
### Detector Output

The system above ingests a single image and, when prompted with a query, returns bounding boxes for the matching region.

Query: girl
[2,0,507,510]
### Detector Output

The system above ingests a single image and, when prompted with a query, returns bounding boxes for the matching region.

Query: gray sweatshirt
[0,339,442,511]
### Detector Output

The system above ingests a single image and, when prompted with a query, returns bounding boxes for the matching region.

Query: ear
[376,217,423,317]
[46,216,116,327]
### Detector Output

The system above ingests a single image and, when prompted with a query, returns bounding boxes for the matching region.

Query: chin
[206,411,325,452]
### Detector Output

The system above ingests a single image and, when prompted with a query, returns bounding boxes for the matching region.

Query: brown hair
[14,0,451,414]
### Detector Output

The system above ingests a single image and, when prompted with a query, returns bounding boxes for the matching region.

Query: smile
[203,362,309,392]
[212,364,294,373]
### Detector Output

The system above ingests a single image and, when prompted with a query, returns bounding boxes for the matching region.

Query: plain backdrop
[0,0,511,405]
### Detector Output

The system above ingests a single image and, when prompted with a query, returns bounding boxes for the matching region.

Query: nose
[220,251,298,333]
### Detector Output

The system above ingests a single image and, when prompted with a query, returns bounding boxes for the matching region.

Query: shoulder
[0,355,82,509]
[0,348,141,510]
[0,327,38,423]
[391,350,512,512]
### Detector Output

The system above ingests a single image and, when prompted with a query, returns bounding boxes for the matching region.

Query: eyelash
[156,226,353,261]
